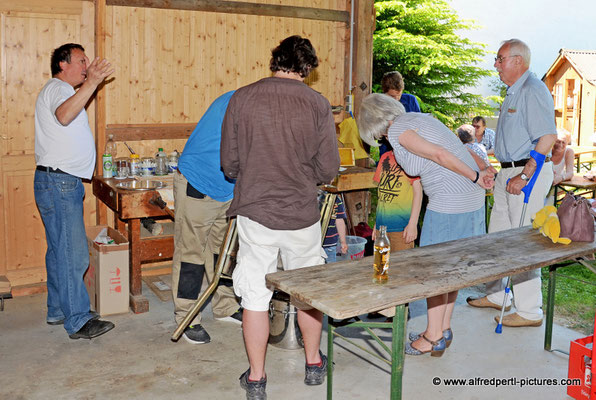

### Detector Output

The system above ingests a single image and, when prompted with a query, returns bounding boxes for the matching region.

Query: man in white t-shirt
[34,43,115,339]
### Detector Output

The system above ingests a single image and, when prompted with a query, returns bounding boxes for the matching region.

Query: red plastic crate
[568,311,596,400]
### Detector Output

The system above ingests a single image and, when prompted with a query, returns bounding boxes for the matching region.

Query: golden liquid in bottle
[373,245,390,282]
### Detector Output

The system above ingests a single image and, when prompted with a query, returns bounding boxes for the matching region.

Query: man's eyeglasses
[494,55,519,63]
[472,124,482,129]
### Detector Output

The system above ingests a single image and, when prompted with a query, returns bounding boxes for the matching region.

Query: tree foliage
[373,0,495,127]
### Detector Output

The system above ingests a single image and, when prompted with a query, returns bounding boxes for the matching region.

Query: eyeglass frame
[494,54,520,64]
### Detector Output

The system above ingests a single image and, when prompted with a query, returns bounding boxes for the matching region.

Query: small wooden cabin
[543,49,596,146]
[0,0,376,294]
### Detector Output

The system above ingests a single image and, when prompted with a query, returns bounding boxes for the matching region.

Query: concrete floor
[0,283,581,400]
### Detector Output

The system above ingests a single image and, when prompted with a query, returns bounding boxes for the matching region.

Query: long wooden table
[265,226,596,399]
[555,174,596,204]
[570,145,596,172]
[93,176,174,313]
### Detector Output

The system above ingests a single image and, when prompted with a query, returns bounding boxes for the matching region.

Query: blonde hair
[357,93,405,147]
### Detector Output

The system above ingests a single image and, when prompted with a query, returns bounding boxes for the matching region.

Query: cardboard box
[84,225,129,316]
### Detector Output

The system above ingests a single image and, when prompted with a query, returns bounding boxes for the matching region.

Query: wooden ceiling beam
[106,0,350,23]
[106,123,196,141]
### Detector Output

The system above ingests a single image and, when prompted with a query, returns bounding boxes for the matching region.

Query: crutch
[319,185,338,240]
[496,150,546,333]
[171,218,237,341]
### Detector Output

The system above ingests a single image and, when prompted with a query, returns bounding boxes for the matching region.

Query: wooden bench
[266,226,596,400]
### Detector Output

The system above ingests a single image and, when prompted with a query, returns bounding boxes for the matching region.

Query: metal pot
[268,291,303,350]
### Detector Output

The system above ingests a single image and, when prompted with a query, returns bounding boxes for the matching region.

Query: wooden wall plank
[104,1,349,129]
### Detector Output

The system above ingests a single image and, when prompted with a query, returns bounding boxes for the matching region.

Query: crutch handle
[521,150,546,204]
[505,150,547,204]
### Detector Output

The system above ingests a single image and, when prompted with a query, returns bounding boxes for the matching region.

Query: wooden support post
[351,0,376,117]
[95,0,108,225]
[128,218,149,313]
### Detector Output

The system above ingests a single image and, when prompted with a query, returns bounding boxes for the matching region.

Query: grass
[541,263,596,334]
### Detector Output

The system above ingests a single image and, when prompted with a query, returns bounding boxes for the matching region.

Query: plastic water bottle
[373,225,390,283]
[103,134,116,178]
[156,147,167,159]
[155,148,168,176]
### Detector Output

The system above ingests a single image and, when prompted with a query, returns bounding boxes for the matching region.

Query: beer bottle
[373,225,390,282]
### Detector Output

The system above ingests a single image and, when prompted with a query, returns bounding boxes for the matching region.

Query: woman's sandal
[405,334,446,357]
[408,328,453,348]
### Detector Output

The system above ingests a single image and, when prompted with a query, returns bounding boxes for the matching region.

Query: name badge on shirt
[507,108,517,113]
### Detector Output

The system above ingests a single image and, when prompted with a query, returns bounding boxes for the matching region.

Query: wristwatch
[520,173,530,181]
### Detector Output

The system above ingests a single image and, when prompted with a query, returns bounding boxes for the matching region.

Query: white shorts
[233,215,325,311]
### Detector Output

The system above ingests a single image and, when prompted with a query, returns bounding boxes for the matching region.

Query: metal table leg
[326,304,407,400]
[327,316,335,399]
[544,265,556,351]
[391,304,406,400]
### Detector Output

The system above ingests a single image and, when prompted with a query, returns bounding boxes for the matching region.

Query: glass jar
[114,158,130,179]
[141,157,155,176]
[129,154,141,176]
[167,151,179,173]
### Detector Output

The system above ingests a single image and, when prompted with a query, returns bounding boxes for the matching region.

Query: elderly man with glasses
[467,39,556,328]
[471,116,495,156]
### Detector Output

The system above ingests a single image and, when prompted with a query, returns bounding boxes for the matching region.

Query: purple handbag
[557,193,595,242]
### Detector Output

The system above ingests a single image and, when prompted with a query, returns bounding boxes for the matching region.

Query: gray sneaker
[239,369,267,400]
[304,351,328,385]
[182,324,211,344]
[215,308,243,325]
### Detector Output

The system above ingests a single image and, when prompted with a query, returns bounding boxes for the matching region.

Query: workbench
[265,226,596,400]
[93,176,174,313]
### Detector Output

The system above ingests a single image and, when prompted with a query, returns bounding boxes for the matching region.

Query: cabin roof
[544,49,596,86]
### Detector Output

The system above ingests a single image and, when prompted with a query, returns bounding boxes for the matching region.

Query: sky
[449,0,596,97]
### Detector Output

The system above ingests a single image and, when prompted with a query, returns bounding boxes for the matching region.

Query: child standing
[319,192,348,263]
[373,149,422,250]
[369,146,422,321]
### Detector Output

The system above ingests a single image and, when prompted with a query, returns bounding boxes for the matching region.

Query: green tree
[373,0,494,127]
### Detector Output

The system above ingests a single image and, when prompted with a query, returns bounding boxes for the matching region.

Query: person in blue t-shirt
[378,71,421,157]
[171,91,242,345]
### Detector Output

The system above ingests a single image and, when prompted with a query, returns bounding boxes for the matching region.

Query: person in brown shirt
[221,35,340,399]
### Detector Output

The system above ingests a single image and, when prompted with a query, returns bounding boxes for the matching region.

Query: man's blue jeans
[34,169,93,334]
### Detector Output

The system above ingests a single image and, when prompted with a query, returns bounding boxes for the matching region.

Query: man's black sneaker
[215,308,243,325]
[239,368,267,400]
[68,319,114,339]
[304,350,328,386]
[182,324,211,344]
